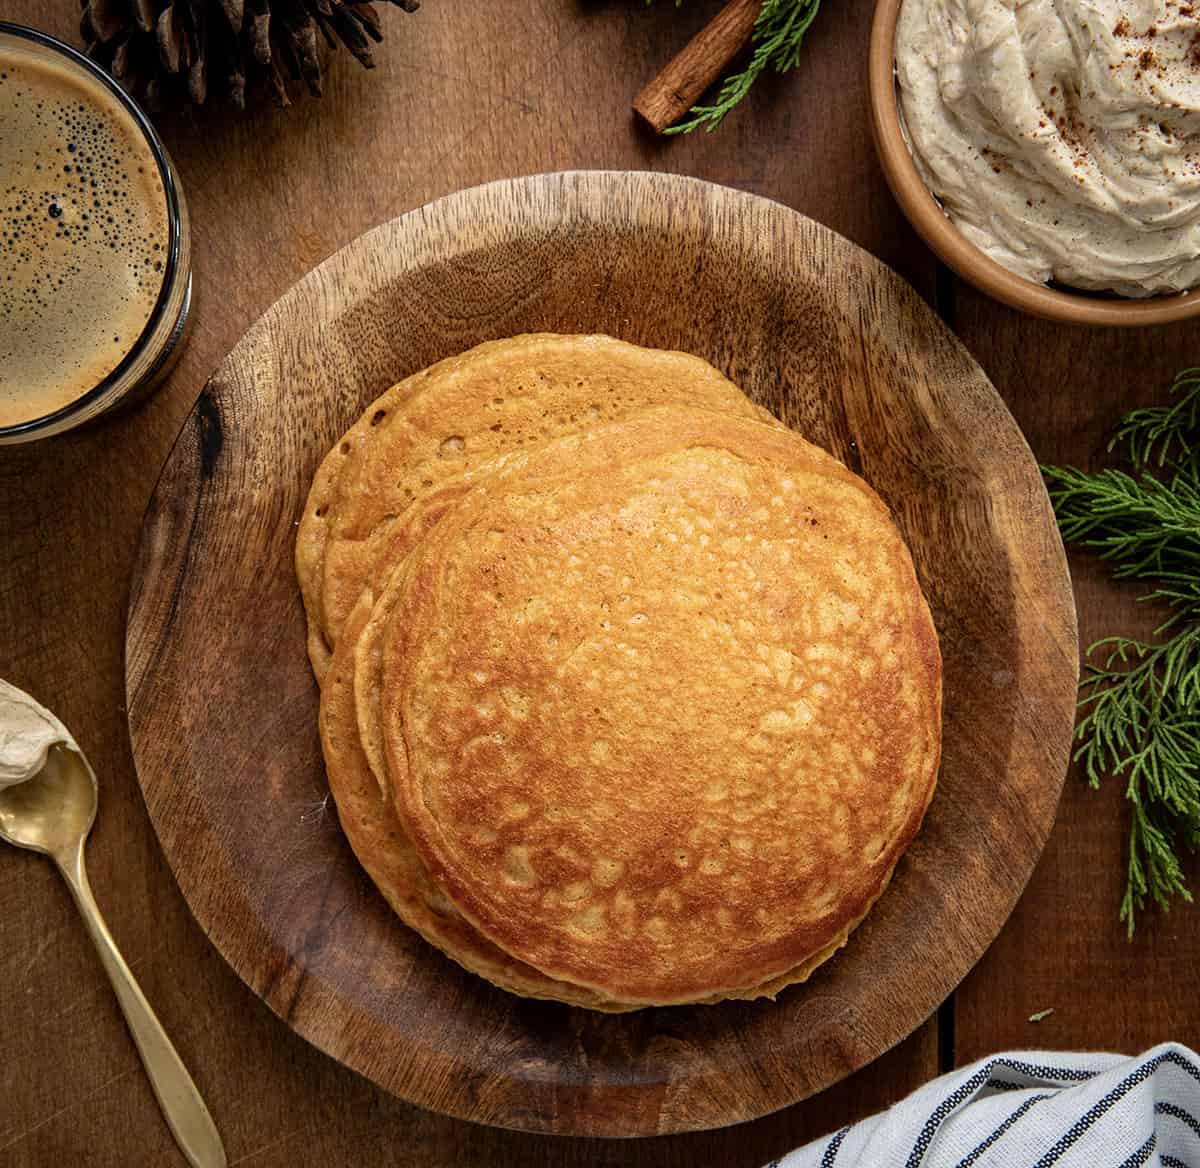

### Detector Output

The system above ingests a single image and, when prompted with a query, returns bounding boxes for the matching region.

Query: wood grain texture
[123,172,1077,1137]
[948,294,1200,1067]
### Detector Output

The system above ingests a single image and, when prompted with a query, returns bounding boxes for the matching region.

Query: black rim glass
[0,21,182,439]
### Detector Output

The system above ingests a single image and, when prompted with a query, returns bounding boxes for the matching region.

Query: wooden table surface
[0,2,1195,1165]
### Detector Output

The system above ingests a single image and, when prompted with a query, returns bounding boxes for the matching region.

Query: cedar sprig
[1112,368,1200,476]
[1043,368,1200,934]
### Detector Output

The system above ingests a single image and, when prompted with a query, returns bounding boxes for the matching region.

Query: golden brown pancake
[324,486,854,1010]
[296,335,776,681]
[379,406,941,1007]
[325,452,911,1009]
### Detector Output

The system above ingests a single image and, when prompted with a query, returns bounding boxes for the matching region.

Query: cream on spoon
[0,678,78,788]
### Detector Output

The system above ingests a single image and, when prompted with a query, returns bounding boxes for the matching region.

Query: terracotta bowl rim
[868,0,1200,327]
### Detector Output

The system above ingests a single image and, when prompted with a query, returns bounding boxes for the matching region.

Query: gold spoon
[0,685,226,1168]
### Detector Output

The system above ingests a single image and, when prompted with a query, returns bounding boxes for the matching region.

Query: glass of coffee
[0,22,192,445]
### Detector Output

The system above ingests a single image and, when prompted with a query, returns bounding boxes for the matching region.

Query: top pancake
[296,334,776,679]
[380,406,942,1006]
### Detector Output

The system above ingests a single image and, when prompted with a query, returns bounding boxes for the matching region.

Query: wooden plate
[125,171,1078,1137]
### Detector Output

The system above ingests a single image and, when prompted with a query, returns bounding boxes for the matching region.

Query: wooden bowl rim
[867,0,1200,327]
[125,171,1080,1137]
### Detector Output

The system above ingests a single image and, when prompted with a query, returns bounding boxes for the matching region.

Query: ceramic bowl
[868,0,1200,327]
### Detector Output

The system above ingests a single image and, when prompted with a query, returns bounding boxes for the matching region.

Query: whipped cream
[896,0,1200,297]
[0,678,77,789]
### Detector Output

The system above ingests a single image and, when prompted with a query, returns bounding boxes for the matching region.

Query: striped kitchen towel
[772,1044,1200,1168]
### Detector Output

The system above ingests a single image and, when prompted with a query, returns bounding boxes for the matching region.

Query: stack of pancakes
[298,334,942,1011]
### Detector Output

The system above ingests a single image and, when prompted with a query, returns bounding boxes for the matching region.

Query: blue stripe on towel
[907,1057,1103,1166]
[1158,1100,1200,1140]
[819,1126,849,1167]
[954,1092,1051,1168]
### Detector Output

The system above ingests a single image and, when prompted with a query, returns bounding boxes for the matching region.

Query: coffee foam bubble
[0,46,170,429]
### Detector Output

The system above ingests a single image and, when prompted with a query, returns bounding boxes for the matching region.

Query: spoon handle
[55,842,227,1168]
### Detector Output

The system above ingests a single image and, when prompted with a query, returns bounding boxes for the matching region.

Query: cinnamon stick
[634,0,761,134]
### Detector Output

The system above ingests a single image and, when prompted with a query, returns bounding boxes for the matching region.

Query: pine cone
[80,0,419,109]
